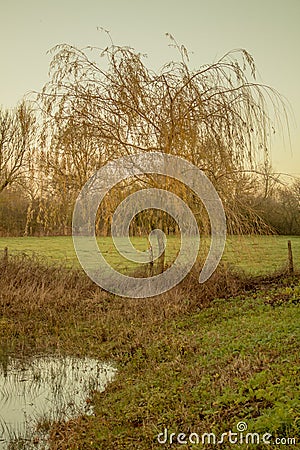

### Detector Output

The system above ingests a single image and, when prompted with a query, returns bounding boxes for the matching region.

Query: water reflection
[0,355,116,449]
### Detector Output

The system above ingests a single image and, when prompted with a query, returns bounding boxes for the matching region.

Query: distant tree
[0,187,29,236]
[277,180,300,234]
[291,178,300,208]
[0,102,36,193]
[255,177,300,235]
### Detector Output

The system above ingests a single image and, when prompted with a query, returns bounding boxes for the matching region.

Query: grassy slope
[49,288,300,449]
[0,256,299,449]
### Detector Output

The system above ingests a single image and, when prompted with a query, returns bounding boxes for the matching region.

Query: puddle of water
[0,355,116,449]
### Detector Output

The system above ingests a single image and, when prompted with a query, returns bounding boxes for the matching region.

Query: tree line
[0,37,298,237]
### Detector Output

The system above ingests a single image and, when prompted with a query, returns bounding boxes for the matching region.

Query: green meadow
[0,235,299,275]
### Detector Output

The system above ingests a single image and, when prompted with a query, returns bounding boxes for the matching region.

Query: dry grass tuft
[0,253,246,356]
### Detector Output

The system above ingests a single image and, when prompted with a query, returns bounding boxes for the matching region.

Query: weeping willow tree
[38,34,288,235]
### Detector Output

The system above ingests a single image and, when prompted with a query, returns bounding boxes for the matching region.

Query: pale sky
[0,0,299,176]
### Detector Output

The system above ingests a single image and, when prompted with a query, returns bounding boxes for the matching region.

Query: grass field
[0,234,300,275]
[0,237,299,448]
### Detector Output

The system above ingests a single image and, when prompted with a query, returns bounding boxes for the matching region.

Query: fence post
[287,240,294,275]
[156,232,165,275]
[3,246,8,265]
[148,242,154,277]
